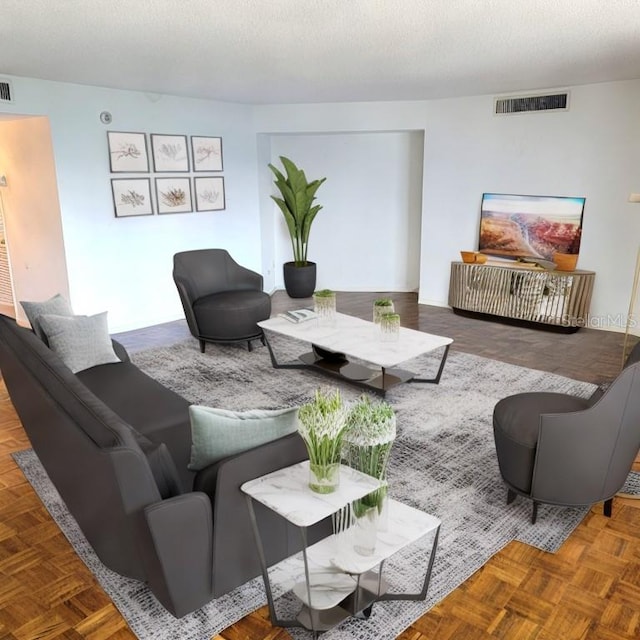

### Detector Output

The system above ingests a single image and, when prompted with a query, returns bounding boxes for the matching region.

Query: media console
[448,261,595,331]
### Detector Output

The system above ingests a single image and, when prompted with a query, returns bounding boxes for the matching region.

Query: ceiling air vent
[495,92,569,115]
[0,79,13,103]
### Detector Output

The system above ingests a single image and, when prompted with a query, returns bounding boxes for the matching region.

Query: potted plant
[373,297,394,325]
[342,395,396,555]
[268,156,326,298]
[298,387,349,493]
[313,288,336,326]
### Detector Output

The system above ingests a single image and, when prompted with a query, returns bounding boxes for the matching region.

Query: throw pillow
[188,405,299,471]
[20,293,73,342]
[38,312,120,374]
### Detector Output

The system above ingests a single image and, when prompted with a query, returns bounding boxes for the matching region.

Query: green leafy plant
[314,289,335,297]
[343,395,396,514]
[269,156,326,267]
[298,388,349,492]
[373,298,393,307]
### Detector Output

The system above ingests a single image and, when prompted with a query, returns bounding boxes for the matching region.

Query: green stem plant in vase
[313,288,336,326]
[298,387,349,494]
[373,297,394,326]
[342,395,396,555]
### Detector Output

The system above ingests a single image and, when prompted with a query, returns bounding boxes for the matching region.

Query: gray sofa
[0,313,325,617]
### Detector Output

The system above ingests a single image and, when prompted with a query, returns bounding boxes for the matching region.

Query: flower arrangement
[373,298,395,325]
[343,395,396,515]
[298,387,349,493]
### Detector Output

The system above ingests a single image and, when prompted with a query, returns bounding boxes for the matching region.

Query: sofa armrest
[136,492,214,618]
[201,432,331,597]
[111,339,130,363]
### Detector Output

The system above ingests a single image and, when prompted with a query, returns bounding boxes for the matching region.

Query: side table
[241,460,441,637]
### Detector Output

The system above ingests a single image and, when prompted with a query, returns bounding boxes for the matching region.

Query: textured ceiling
[1,0,640,104]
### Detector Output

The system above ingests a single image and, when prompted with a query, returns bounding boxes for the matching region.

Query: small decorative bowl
[460,251,486,264]
[553,253,578,271]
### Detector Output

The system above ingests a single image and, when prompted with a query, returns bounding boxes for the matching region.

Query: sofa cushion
[188,406,299,471]
[20,293,73,342]
[39,312,120,373]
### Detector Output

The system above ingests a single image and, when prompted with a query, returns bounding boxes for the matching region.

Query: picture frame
[194,177,226,211]
[111,178,153,217]
[107,131,149,173]
[191,136,223,172]
[151,134,189,172]
[155,177,193,214]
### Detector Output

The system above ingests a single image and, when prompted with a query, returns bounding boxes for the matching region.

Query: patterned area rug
[13,335,632,640]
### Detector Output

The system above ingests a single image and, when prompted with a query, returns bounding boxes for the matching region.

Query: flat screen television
[478,193,585,261]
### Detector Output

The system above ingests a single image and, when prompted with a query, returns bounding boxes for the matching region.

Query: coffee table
[258,312,453,396]
[242,460,441,637]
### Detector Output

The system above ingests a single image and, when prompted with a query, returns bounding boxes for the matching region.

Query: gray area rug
[13,335,634,640]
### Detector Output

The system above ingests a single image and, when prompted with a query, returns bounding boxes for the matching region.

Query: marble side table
[242,460,441,637]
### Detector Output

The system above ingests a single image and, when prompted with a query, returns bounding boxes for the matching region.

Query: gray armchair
[493,351,640,523]
[173,249,271,353]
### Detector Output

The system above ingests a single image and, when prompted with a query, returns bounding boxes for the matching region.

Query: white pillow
[38,312,120,373]
[20,294,73,342]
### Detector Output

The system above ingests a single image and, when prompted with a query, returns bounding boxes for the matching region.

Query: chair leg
[507,488,517,505]
[603,497,613,517]
[531,501,538,524]
[247,339,253,352]
[199,340,206,354]
[260,333,266,346]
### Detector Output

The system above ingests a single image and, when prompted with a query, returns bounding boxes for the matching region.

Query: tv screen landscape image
[478,193,585,261]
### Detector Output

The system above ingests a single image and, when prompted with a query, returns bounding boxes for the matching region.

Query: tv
[478,193,585,261]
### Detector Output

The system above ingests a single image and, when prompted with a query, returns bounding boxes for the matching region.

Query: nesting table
[258,312,453,396]
[242,460,441,637]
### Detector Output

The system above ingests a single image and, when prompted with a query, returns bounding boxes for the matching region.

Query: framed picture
[111,178,153,217]
[151,134,189,172]
[194,176,226,211]
[155,177,192,214]
[107,131,149,172]
[191,136,223,172]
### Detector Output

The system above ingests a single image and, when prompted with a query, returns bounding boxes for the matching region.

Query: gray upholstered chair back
[173,249,261,302]
[531,362,640,506]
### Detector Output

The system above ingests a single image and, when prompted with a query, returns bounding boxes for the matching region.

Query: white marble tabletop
[259,312,452,369]
[287,499,441,608]
[241,460,383,527]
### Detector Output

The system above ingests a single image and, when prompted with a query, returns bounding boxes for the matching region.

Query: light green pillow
[188,406,299,471]
[20,293,73,342]
[38,312,120,373]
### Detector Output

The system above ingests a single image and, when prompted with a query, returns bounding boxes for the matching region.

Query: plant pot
[283,261,317,298]
[308,461,340,494]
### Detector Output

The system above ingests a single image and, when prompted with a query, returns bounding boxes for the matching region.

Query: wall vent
[495,92,569,115]
[0,80,13,103]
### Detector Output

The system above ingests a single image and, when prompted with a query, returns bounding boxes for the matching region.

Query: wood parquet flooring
[1,291,639,639]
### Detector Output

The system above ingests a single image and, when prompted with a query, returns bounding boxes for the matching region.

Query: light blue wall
[0,75,259,331]
[3,74,640,332]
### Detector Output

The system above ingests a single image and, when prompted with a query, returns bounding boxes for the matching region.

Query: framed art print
[111,178,153,217]
[194,176,226,211]
[155,177,192,214]
[107,131,149,172]
[151,134,189,172]
[191,136,223,171]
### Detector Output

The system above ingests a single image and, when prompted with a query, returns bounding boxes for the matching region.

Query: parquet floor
[1,291,639,639]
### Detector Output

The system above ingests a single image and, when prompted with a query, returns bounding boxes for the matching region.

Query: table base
[263,335,450,396]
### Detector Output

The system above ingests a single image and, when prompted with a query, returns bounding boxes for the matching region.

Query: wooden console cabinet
[448,261,595,329]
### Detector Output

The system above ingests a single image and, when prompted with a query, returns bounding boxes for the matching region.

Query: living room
[1,2,640,639]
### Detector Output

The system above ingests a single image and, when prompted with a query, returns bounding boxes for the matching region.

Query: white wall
[2,75,639,333]
[0,75,260,332]
[254,81,640,331]
[262,132,423,292]
[0,116,69,324]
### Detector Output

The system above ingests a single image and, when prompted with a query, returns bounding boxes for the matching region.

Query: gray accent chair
[173,249,271,353]
[493,346,640,523]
